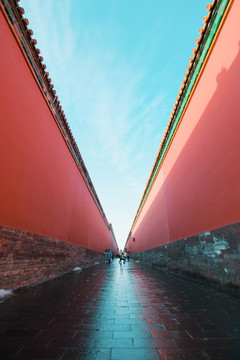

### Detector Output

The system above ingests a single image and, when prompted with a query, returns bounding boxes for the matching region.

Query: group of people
[104,248,130,264]
[117,248,130,264]
[104,249,113,263]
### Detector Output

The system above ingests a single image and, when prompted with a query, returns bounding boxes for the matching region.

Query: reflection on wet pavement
[0,259,240,359]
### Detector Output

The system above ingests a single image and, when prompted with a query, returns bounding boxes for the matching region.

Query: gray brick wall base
[132,222,240,290]
[0,225,104,290]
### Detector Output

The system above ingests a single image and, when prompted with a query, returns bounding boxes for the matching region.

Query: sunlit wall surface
[126,0,240,287]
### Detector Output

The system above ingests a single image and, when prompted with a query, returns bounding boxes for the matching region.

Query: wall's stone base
[132,222,240,290]
[0,225,104,290]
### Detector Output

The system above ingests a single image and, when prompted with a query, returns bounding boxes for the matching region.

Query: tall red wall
[127,1,240,256]
[0,7,116,254]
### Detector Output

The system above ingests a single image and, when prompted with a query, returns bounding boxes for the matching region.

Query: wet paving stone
[0,259,240,359]
[111,348,160,360]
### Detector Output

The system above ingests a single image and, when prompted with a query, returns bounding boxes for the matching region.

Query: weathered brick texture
[132,222,240,290]
[0,225,104,290]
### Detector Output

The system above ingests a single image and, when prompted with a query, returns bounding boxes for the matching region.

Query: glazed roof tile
[167,2,214,130]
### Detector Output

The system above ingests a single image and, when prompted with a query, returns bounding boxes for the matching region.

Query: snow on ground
[73,267,82,271]
[0,289,13,301]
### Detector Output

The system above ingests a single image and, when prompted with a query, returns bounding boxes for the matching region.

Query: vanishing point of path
[0,259,240,360]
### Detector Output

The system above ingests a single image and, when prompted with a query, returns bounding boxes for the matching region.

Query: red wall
[127,1,240,253]
[0,8,117,253]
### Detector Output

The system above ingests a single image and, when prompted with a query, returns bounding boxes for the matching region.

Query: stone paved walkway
[0,259,240,360]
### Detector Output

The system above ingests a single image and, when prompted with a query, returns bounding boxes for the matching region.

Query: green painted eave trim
[130,0,231,232]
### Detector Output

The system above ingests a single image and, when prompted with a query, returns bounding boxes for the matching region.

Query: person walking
[119,250,125,265]
[107,249,112,263]
[104,249,108,263]
[119,249,125,264]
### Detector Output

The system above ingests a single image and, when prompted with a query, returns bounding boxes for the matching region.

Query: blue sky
[20,0,210,250]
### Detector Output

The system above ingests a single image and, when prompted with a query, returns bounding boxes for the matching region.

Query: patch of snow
[73,267,82,271]
[0,289,13,299]
[199,231,211,238]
